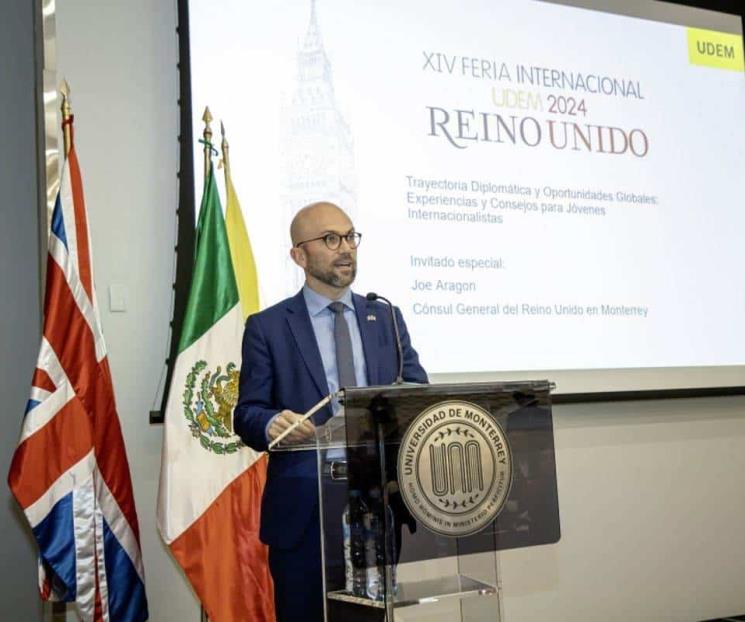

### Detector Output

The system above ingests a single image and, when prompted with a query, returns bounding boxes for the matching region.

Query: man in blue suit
[234,202,427,622]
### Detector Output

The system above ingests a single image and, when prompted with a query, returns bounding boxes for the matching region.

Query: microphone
[366,292,404,384]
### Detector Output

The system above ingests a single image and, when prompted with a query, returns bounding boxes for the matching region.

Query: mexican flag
[157,163,274,620]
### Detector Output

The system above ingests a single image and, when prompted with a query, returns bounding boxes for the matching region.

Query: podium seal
[398,400,512,537]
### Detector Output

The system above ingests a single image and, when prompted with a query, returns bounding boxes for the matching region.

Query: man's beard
[308,253,357,288]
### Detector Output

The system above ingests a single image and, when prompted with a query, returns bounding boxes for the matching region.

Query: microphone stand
[366,292,404,384]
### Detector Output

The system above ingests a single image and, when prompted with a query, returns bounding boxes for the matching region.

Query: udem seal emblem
[398,400,512,537]
[182,360,244,455]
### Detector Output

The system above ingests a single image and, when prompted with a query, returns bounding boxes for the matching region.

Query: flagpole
[59,80,72,156]
[220,120,230,182]
[202,106,213,181]
[52,81,72,622]
[199,107,212,622]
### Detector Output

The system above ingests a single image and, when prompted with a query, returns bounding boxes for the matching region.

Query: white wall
[52,1,745,621]
[502,396,745,620]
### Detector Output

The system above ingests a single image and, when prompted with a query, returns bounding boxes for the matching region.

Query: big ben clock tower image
[279,0,358,296]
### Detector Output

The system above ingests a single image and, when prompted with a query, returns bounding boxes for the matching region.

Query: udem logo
[687,27,744,72]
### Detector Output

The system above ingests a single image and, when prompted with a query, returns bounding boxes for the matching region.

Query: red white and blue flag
[7,122,148,622]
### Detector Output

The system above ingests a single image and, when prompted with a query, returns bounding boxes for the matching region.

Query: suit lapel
[353,293,379,386]
[285,291,330,397]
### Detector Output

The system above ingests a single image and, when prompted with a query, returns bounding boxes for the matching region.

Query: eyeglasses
[294,231,362,250]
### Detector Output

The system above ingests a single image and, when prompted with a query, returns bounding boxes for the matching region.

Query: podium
[271,381,560,621]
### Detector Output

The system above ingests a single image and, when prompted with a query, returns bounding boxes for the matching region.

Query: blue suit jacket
[234,289,428,550]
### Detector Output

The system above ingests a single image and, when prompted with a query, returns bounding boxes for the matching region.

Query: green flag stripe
[178,164,240,352]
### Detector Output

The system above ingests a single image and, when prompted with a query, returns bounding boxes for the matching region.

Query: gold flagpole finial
[220,120,231,179]
[59,80,72,155]
[202,106,213,182]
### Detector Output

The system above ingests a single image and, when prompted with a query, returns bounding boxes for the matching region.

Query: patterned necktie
[328,301,357,388]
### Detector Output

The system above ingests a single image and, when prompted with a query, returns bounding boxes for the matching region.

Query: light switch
[109,284,127,312]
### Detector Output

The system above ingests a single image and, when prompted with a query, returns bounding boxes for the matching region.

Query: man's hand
[268,409,316,444]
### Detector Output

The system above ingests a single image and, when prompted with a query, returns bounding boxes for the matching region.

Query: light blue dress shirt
[302,285,368,402]
[265,285,368,439]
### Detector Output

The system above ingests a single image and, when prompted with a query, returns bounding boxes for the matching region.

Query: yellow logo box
[687,27,744,72]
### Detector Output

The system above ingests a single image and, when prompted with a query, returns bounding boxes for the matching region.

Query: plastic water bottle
[364,494,398,601]
[364,511,383,600]
[342,491,367,596]
[342,504,353,593]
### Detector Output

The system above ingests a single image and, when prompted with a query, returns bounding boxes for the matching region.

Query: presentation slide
[188,0,745,388]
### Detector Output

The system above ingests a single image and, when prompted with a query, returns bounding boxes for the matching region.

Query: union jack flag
[7,120,148,621]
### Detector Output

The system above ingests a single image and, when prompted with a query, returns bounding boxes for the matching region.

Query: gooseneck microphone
[366,292,404,384]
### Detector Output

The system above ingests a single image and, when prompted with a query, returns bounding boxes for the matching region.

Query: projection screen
[185,0,745,394]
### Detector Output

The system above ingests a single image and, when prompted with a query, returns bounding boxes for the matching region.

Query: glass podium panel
[271,381,560,622]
